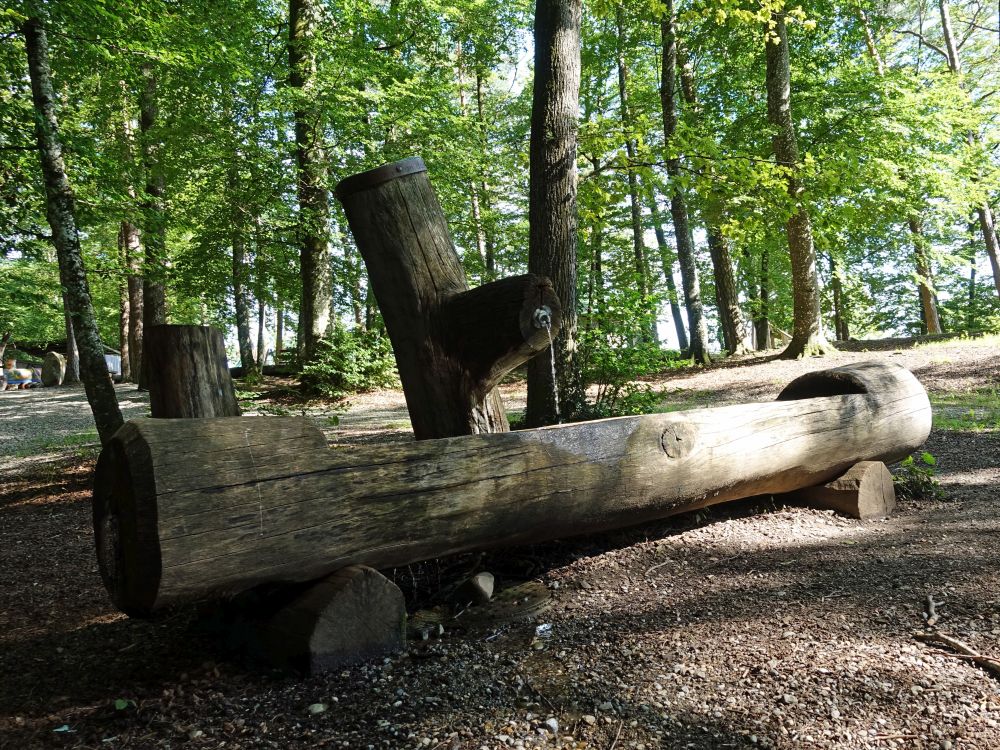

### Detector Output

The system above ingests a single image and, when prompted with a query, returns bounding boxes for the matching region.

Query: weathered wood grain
[94,362,931,616]
[781,460,896,520]
[145,325,240,418]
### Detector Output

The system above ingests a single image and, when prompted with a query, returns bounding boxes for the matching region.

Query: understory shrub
[300,325,398,400]
[575,329,681,419]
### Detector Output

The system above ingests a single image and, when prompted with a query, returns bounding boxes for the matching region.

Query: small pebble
[543,718,559,733]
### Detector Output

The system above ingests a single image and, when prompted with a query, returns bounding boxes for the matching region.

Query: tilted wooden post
[335,157,561,439]
[144,325,240,418]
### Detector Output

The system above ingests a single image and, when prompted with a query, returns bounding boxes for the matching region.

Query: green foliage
[299,325,398,401]
[894,452,946,502]
[575,329,680,418]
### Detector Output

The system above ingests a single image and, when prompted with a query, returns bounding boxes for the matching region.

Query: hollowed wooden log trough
[93,361,930,617]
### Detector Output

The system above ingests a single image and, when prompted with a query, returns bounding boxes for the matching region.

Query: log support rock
[257,565,406,674]
[781,460,896,520]
[336,158,561,439]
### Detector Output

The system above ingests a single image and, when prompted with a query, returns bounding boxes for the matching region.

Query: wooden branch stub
[144,325,240,419]
[336,158,560,439]
[257,565,406,674]
[781,461,896,520]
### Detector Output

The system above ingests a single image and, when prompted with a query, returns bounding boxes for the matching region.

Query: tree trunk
[765,12,831,358]
[117,228,131,381]
[290,0,332,362]
[144,325,240,419]
[94,361,931,616]
[336,158,561,439]
[660,3,709,363]
[616,8,656,344]
[275,300,284,358]
[829,254,849,342]
[230,175,257,375]
[138,62,168,334]
[937,0,1000,300]
[755,248,771,350]
[525,0,584,426]
[584,214,604,327]
[127,251,143,385]
[706,222,749,355]
[475,69,497,281]
[257,299,267,368]
[645,192,689,351]
[61,288,80,383]
[23,17,123,443]
[675,39,749,356]
[908,217,943,334]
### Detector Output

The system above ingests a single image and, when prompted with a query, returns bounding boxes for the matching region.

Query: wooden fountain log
[145,325,240,418]
[93,362,931,616]
[336,157,560,439]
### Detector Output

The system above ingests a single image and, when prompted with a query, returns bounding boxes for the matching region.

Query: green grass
[654,389,731,413]
[13,429,100,458]
[930,388,1000,431]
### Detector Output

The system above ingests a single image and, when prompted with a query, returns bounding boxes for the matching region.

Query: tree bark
[94,362,931,616]
[908,217,943,334]
[616,8,657,344]
[144,325,240,419]
[230,173,257,375]
[765,12,831,358]
[755,248,770,350]
[660,3,709,363]
[937,0,1000,300]
[645,191,689,351]
[829,254,849,342]
[525,0,584,426]
[475,69,497,281]
[138,62,168,333]
[127,250,143,384]
[61,288,80,383]
[290,0,332,362]
[275,300,284,358]
[23,17,123,443]
[117,227,131,381]
[257,298,267,368]
[336,159,561,439]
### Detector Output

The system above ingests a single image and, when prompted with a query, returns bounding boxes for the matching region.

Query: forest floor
[1,335,999,749]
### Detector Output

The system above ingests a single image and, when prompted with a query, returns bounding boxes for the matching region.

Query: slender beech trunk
[584,214,605,328]
[829,254,849,341]
[937,0,1000,299]
[765,11,830,358]
[645,191,689,351]
[290,0,332,362]
[118,221,141,381]
[23,18,123,443]
[456,52,490,282]
[475,69,497,280]
[61,291,80,382]
[525,0,583,426]
[675,43,748,355]
[117,228,131,380]
[138,62,167,332]
[755,249,771,350]
[616,8,657,344]
[908,217,943,334]
[275,300,284,358]
[231,212,256,373]
[257,299,267,368]
[660,2,709,363]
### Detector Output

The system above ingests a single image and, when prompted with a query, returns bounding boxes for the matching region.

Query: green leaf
[921,452,936,466]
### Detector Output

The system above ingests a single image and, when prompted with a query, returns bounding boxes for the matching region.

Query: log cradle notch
[334,157,561,439]
[94,361,931,617]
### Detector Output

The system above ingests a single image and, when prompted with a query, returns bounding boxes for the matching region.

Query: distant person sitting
[3,359,34,390]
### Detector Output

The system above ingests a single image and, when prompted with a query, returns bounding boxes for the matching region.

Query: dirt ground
[1,337,998,749]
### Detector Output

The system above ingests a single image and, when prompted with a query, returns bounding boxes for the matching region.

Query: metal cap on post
[334,157,427,200]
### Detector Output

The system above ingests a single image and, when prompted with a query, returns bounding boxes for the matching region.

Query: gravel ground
[0,337,998,749]
[0,384,149,474]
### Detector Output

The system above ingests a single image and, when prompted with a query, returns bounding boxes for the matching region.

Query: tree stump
[336,157,561,439]
[256,565,406,674]
[781,461,896,520]
[41,351,66,386]
[144,325,240,418]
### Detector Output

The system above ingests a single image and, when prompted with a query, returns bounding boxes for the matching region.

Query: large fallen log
[93,361,931,616]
